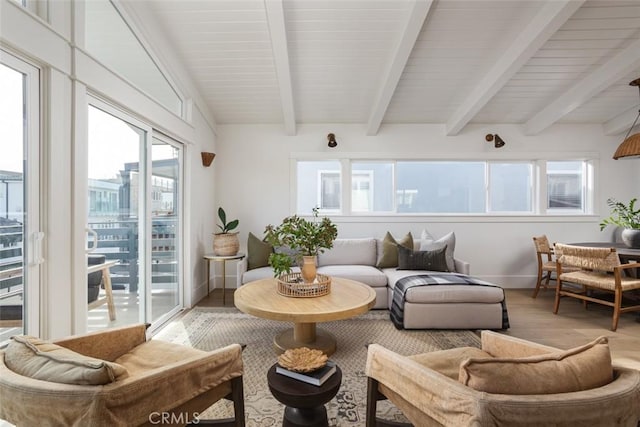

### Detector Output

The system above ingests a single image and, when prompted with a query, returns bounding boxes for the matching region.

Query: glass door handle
[30,231,45,265]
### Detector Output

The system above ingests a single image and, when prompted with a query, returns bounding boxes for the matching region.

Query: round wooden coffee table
[267,364,342,427]
[234,277,376,355]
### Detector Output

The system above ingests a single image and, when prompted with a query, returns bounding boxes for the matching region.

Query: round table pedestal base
[274,328,336,356]
[283,406,328,427]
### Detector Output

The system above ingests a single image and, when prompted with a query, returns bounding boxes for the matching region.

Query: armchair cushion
[409,346,491,380]
[459,336,613,394]
[4,335,128,385]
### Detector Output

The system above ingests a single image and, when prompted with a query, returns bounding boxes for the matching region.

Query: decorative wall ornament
[201,152,215,167]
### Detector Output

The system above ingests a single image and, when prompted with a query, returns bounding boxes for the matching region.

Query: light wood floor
[196,287,640,369]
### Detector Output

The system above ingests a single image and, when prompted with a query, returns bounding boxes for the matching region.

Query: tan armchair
[365,331,640,427]
[0,324,245,427]
[555,243,640,331]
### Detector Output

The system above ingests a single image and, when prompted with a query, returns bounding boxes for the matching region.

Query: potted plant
[599,198,640,248]
[264,208,338,282]
[213,207,240,256]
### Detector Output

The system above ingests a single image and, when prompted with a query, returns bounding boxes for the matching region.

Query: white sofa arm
[236,257,248,286]
[454,258,470,275]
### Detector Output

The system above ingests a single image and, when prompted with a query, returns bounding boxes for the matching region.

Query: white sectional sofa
[237,236,508,330]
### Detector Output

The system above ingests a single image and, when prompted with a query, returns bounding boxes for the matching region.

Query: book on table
[275,361,337,386]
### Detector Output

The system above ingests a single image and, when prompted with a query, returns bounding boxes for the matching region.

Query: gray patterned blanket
[390,272,510,329]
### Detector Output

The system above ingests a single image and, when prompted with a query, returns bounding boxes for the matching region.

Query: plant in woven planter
[213,207,240,256]
[599,198,640,248]
[264,208,338,280]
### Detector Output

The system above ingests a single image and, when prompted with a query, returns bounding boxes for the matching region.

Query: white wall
[188,107,217,302]
[216,123,639,289]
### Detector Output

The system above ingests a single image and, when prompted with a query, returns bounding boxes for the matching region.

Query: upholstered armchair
[365,331,640,427]
[0,324,245,427]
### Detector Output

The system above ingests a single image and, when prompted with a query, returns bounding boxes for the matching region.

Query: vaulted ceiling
[132,0,640,136]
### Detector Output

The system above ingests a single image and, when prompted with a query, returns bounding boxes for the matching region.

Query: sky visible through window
[0,63,23,174]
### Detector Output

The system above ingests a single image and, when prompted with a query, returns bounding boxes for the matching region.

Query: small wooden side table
[203,253,245,304]
[267,364,342,427]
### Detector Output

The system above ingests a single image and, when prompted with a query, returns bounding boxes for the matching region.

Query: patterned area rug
[155,308,481,426]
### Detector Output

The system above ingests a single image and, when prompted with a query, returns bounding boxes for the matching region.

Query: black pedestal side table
[267,364,342,427]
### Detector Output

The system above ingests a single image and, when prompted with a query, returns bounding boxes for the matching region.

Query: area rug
[155,308,481,426]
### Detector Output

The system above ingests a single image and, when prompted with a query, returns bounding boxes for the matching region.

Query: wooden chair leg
[103,268,116,321]
[612,290,621,332]
[192,376,245,427]
[532,267,545,298]
[366,377,379,427]
[553,279,562,314]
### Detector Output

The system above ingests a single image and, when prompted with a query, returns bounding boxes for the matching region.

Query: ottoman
[386,271,507,330]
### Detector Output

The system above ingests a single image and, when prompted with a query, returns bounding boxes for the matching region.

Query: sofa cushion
[318,238,377,267]
[420,230,456,272]
[459,336,613,394]
[4,335,128,385]
[376,232,413,269]
[397,245,449,272]
[317,265,388,288]
[247,232,273,270]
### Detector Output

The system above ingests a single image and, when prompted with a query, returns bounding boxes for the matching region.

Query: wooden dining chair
[531,235,559,298]
[554,243,640,331]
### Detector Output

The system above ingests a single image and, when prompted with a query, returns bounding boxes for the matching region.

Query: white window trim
[291,154,599,220]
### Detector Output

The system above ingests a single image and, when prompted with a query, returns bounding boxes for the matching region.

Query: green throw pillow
[247,232,273,270]
[376,232,413,268]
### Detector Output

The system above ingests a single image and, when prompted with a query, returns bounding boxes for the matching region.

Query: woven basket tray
[276,273,331,298]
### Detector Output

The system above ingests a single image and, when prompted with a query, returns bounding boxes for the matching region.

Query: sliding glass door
[87,100,183,331]
[87,103,145,329]
[150,136,181,323]
[0,51,41,342]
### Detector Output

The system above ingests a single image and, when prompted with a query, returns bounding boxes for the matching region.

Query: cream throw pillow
[459,336,612,395]
[4,335,128,385]
[420,229,456,272]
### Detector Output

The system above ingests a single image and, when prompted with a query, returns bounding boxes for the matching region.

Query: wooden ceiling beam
[366,0,434,136]
[525,38,640,135]
[604,104,640,136]
[445,0,584,136]
[265,0,296,135]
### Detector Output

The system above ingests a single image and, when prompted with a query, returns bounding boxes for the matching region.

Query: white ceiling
[132,0,640,136]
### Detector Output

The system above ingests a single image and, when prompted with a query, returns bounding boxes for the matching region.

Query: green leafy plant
[264,207,338,277]
[599,198,640,231]
[216,207,239,234]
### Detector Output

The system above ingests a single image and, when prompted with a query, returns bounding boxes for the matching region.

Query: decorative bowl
[277,347,328,372]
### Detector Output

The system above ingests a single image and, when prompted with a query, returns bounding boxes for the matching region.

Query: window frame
[292,155,596,218]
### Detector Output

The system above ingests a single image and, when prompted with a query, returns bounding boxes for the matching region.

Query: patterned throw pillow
[397,245,449,272]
